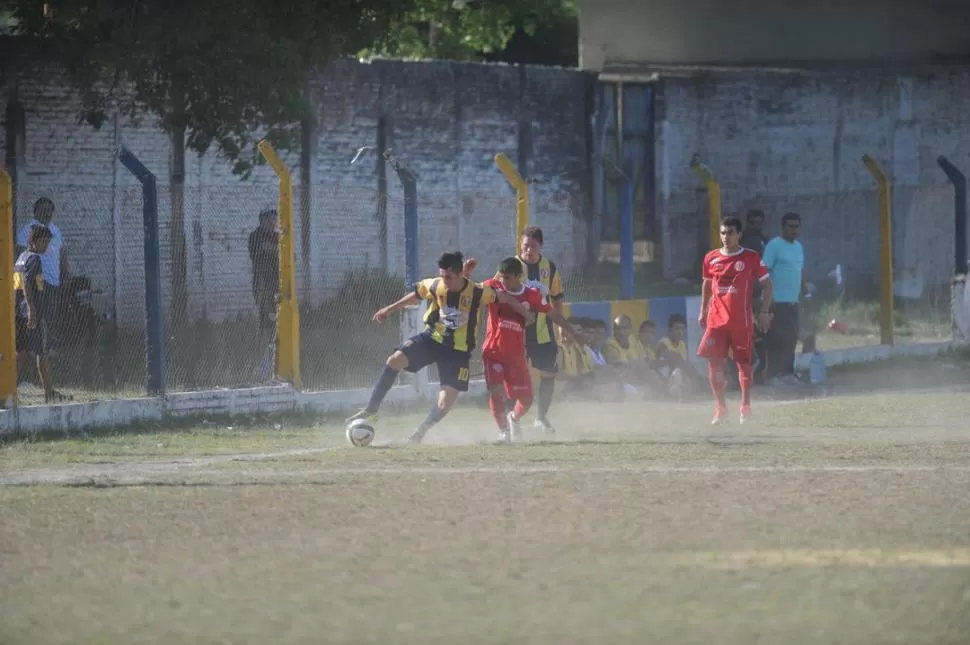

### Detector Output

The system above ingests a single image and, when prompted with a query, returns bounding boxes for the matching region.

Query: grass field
[2,361,970,645]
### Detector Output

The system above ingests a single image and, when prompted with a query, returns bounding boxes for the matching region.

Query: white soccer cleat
[507,412,522,442]
[496,430,511,445]
[534,418,555,435]
[407,428,427,445]
[739,405,752,425]
[711,408,728,426]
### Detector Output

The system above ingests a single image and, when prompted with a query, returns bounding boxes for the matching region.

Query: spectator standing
[741,209,769,382]
[16,198,69,349]
[248,209,280,381]
[14,225,56,402]
[762,212,806,386]
[740,209,768,257]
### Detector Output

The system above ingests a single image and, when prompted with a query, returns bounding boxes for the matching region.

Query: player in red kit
[480,257,578,444]
[698,217,774,425]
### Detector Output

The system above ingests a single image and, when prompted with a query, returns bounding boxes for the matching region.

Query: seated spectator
[603,315,666,398]
[556,317,595,397]
[637,320,659,365]
[655,313,705,398]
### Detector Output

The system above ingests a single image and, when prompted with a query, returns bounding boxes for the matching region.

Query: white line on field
[3,462,970,486]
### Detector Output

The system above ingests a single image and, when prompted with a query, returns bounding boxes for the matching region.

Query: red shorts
[697,325,754,364]
[483,355,533,400]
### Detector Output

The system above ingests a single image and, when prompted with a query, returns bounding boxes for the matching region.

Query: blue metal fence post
[619,160,635,299]
[938,155,968,275]
[386,153,419,287]
[119,146,166,396]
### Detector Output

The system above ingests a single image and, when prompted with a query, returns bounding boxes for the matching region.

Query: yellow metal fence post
[690,155,722,250]
[0,170,15,408]
[494,153,529,250]
[863,154,895,346]
[257,141,302,388]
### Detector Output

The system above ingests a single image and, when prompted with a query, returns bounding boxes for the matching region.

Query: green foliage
[8,0,404,176]
[360,0,577,62]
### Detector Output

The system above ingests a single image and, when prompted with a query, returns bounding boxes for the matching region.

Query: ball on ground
[346,418,376,447]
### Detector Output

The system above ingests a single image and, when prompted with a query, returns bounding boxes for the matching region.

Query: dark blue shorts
[526,340,559,374]
[16,317,46,356]
[399,332,471,392]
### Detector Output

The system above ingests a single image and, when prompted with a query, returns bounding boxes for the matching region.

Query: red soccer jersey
[702,247,769,329]
[481,278,551,360]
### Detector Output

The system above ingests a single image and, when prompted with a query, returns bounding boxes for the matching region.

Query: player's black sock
[367,365,399,413]
[537,378,555,422]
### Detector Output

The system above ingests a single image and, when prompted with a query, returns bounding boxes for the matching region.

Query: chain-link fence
[685,181,955,352]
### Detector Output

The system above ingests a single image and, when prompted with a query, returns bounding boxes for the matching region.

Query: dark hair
[522,226,544,245]
[668,313,687,327]
[28,224,53,244]
[498,256,523,276]
[639,320,656,330]
[720,216,743,233]
[781,212,801,226]
[33,197,54,215]
[745,208,765,222]
[567,316,583,326]
[259,209,277,221]
[437,251,464,273]
[591,319,607,329]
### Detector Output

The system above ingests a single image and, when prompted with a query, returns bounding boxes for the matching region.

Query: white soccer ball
[346,418,376,447]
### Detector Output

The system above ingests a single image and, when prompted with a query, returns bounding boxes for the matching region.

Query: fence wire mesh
[686,181,954,352]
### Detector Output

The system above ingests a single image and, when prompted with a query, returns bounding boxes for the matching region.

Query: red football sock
[489,390,508,430]
[738,361,753,408]
[708,358,727,410]
[513,396,533,420]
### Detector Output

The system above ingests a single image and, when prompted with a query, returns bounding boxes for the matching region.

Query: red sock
[513,396,533,420]
[708,358,727,410]
[489,391,508,430]
[738,361,753,408]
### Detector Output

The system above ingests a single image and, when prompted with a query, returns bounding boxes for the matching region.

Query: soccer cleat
[345,409,377,425]
[739,405,752,425]
[711,408,728,425]
[496,430,512,445]
[507,412,522,442]
[534,418,556,435]
[407,428,427,445]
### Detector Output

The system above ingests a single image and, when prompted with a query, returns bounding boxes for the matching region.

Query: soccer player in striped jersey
[347,251,534,444]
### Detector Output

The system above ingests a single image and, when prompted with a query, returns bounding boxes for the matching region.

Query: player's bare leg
[408,386,459,444]
[707,357,729,424]
[488,385,512,444]
[347,350,408,424]
[737,360,754,424]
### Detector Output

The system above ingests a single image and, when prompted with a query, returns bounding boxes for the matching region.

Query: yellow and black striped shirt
[515,256,563,346]
[416,277,496,353]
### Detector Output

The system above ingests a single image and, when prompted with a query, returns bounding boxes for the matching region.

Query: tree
[359,0,577,63]
[8,0,405,176]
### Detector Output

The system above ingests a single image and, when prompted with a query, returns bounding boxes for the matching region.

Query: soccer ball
[346,418,376,447]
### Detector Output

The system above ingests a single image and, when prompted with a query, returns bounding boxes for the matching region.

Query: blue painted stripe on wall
[645,297,687,340]
[568,301,614,335]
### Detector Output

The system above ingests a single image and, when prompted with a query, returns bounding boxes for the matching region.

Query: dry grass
[2,368,970,645]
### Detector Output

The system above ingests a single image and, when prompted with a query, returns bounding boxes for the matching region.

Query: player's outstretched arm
[373,292,421,323]
[548,309,580,344]
[698,278,712,327]
[462,258,478,279]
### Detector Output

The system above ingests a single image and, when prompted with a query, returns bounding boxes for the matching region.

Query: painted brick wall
[3,57,593,328]
[657,67,970,290]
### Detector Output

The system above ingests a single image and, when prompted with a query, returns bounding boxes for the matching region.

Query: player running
[697,217,774,425]
[481,257,579,444]
[347,251,534,444]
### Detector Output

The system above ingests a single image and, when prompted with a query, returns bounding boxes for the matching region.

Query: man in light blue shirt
[762,212,805,384]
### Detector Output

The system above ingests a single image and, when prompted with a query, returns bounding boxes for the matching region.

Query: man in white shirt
[17,198,69,350]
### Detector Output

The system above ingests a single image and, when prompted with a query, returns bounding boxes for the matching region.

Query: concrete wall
[655,66,970,289]
[1,56,592,328]
[580,0,970,70]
